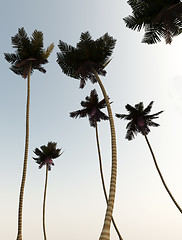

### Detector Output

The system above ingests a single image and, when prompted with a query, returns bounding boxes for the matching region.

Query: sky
[0,0,182,239]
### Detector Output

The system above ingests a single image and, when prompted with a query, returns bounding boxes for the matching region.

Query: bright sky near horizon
[0,0,182,239]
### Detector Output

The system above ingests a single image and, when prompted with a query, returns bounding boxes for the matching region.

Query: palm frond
[43,43,54,58]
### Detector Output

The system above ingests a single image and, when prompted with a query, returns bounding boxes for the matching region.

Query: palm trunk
[91,68,117,240]
[17,64,32,240]
[143,132,182,214]
[95,122,123,240]
[43,165,49,240]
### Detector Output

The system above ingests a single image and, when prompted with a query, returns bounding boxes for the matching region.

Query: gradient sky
[0,0,182,239]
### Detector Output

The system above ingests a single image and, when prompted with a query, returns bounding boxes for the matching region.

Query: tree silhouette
[4,27,54,240]
[116,101,182,214]
[70,89,123,240]
[33,142,63,240]
[57,32,118,240]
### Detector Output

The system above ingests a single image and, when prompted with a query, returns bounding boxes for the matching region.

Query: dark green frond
[5,27,53,78]
[124,0,182,44]
[4,53,19,64]
[57,32,116,88]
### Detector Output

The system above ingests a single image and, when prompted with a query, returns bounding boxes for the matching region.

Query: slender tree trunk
[17,64,32,240]
[91,68,117,240]
[95,122,123,240]
[43,165,49,240]
[143,132,182,214]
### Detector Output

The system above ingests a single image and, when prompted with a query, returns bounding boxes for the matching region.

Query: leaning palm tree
[124,0,182,44]
[116,101,182,214]
[57,32,117,240]
[33,142,63,240]
[4,27,54,240]
[70,89,123,240]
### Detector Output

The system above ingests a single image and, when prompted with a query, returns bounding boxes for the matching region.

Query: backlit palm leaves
[57,32,117,240]
[33,142,63,240]
[70,89,109,127]
[70,89,122,240]
[116,101,182,214]
[4,27,54,78]
[116,101,163,140]
[57,31,116,88]
[4,27,54,240]
[124,0,182,44]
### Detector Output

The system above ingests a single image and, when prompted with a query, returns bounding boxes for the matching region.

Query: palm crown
[70,89,109,127]
[116,101,163,140]
[33,142,62,171]
[4,27,54,78]
[57,31,116,88]
[124,0,182,44]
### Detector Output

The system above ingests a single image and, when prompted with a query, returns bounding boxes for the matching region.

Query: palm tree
[70,89,123,240]
[116,101,182,214]
[33,142,63,240]
[4,27,54,240]
[124,0,182,44]
[33,141,63,240]
[57,32,117,240]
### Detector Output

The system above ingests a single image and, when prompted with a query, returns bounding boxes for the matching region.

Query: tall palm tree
[4,27,54,240]
[116,101,182,214]
[57,32,117,240]
[124,0,182,44]
[70,89,123,240]
[33,142,63,240]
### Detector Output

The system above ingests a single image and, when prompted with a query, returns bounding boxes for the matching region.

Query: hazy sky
[0,0,182,239]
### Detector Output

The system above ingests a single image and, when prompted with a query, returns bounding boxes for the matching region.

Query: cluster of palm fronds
[4,4,182,238]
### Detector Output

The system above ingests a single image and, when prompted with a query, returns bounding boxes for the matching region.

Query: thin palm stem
[43,165,48,240]
[95,122,123,240]
[91,68,117,240]
[17,64,32,240]
[143,132,182,214]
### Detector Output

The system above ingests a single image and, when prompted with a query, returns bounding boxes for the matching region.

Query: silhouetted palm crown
[124,0,182,44]
[33,142,62,171]
[70,89,109,127]
[57,32,116,88]
[4,27,54,78]
[116,102,163,140]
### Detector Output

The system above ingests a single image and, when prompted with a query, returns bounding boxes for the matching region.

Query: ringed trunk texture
[17,64,31,240]
[92,68,117,240]
[43,165,49,240]
[95,122,123,240]
[143,132,182,214]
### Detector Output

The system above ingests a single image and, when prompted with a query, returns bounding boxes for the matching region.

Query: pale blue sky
[0,0,182,239]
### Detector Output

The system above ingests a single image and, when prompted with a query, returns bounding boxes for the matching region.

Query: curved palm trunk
[17,64,32,240]
[91,68,117,240]
[143,132,182,214]
[43,165,49,240]
[95,122,123,240]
